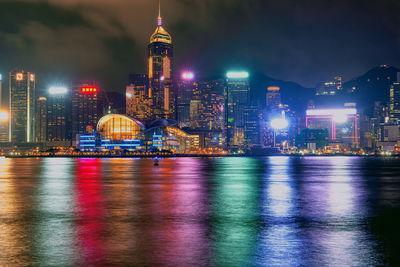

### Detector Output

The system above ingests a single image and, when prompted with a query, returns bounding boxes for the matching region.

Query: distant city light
[181,71,194,80]
[49,86,68,95]
[226,71,249,79]
[270,118,289,130]
[160,76,165,81]
[306,108,357,116]
[0,112,8,120]
[81,87,98,94]
[126,92,133,98]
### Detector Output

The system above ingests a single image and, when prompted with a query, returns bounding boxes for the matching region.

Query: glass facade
[225,75,250,151]
[9,70,36,143]
[47,94,71,141]
[72,82,100,140]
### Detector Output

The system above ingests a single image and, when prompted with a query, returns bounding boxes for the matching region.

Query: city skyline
[2,2,400,266]
[0,0,400,91]
[0,1,400,156]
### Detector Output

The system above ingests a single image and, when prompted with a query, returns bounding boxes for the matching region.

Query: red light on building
[81,87,98,94]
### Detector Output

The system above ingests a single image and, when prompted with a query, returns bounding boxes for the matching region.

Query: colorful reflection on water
[0,157,400,266]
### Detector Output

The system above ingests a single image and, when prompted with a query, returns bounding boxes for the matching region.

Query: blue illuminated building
[76,115,198,153]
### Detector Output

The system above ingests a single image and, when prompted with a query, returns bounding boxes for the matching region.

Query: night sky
[0,0,400,93]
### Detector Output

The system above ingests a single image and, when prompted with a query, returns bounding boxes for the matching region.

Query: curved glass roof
[97,114,145,132]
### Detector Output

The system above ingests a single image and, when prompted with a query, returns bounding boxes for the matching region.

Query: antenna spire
[157,0,162,26]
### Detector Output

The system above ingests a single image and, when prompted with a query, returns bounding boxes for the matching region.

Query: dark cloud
[0,0,400,92]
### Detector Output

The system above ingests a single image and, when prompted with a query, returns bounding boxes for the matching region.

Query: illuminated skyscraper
[266,86,281,110]
[126,74,151,120]
[177,72,197,127]
[0,74,2,110]
[244,104,261,147]
[389,81,400,122]
[225,72,250,151]
[0,74,8,143]
[47,86,71,141]
[36,97,47,143]
[72,82,100,139]
[190,99,201,128]
[197,79,225,131]
[9,70,36,143]
[148,3,175,120]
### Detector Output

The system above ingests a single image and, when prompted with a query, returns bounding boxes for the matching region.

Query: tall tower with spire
[148,0,175,121]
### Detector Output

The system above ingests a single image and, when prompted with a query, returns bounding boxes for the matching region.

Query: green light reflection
[210,157,262,266]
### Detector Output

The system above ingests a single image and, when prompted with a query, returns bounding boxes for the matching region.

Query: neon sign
[81,87,98,94]
[16,73,23,81]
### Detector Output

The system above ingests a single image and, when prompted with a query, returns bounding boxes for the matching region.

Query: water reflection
[210,157,262,266]
[75,158,105,266]
[255,156,304,266]
[0,158,41,266]
[0,157,398,265]
[299,157,382,266]
[129,158,210,266]
[35,158,76,265]
[102,159,138,265]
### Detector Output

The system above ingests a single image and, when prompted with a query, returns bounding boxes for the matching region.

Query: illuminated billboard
[49,86,68,95]
[226,71,249,79]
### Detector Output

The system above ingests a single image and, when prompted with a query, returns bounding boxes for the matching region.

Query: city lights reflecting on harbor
[35,158,76,265]
[0,157,399,265]
[75,158,105,266]
[255,156,303,266]
[211,157,262,266]
[298,157,381,265]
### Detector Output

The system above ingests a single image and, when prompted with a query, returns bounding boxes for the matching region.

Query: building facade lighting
[0,112,8,120]
[181,72,194,80]
[333,113,348,123]
[81,87,98,94]
[49,86,68,95]
[16,73,23,81]
[270,118,289,130]
[226,71,249,79]
[306,108,357,116]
